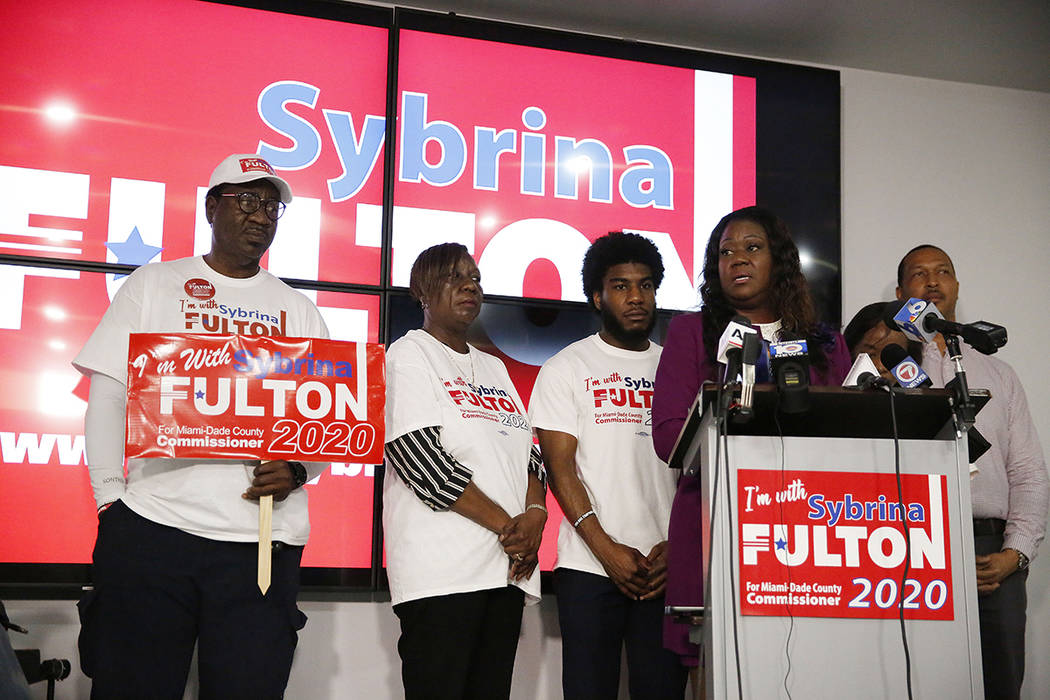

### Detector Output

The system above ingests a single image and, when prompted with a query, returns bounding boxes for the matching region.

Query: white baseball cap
[208,153,293,203]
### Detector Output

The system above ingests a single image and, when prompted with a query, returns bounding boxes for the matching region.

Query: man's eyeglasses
[218,192,286,221]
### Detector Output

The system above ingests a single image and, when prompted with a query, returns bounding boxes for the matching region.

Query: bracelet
[525,503,548,516]
[289,461,308,489]
[573,509,595,528]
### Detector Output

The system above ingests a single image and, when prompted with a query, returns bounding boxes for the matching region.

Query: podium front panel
[699,420,982,699]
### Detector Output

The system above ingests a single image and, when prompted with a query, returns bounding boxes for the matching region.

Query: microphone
[716,316,758,387]
[735,331,763,420]
[885,301,984,428]
[880,343,933,388]
[842,353,889,390]
[885,298,943,344]
[885,298,1007,355]
[769,339,810,413]
[879,341,993,461]
[949,319,1007,355]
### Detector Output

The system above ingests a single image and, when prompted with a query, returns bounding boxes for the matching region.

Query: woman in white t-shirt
[383,243,547,699]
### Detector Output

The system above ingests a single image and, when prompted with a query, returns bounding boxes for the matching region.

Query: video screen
[0,0,389,285]
[0,265,380,575]
[392,28,756,312]
[1,0,839,591]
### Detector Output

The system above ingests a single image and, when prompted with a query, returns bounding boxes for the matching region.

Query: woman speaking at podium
[651,206,851,667]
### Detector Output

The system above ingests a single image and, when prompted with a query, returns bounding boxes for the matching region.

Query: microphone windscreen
[880,343,910,370]
[741,331,762,364]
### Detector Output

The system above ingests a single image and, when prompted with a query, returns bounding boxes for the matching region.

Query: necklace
[436,336,475,386]
[423,327,476,384]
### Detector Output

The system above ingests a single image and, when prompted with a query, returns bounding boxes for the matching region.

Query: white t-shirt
[529,334,678,577]
[73,256,329,545]
[383,329,540,606]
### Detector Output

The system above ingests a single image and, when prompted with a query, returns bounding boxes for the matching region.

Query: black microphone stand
[943,334,976,431]
[716,354,741,420]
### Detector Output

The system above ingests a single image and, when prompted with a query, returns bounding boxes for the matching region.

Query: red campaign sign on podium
[737,469,955,621]
[125,334,385,464]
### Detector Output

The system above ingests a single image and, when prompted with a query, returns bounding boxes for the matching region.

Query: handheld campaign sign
[125,334,386,464]
[125,333,386,592]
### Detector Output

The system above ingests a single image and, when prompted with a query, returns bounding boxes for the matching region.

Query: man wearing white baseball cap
[74,153,328,699]
[209,152,293,204]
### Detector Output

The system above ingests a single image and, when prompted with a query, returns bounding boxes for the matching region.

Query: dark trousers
[393,586,525,700]
[77,500,306,700]
[555,568,688,700]
[974,531,1028,700]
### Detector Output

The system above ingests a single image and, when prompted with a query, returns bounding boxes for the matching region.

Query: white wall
[8,68,1050,700]
[840,68,1050,700]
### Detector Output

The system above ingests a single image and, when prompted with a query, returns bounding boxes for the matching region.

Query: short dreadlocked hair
[409,242,472,305]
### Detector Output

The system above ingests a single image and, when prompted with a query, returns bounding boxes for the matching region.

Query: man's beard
[601,305,655,346]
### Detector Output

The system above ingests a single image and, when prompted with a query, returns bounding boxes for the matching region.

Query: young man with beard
[530,232,687,699]
[896,244,1048,700]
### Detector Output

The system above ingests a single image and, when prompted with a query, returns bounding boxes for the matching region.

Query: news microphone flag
[842,353,882,387]
[880,343,933,389]
[892,357,930,388]
[770,340,811,414]
[716,317,758,366]
[769,339,808,364]
[889,298,945,344]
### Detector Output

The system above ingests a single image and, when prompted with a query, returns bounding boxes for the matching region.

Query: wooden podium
[671,386,985,699]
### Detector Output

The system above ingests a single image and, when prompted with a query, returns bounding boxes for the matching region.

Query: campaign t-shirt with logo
[383,329,540,606]
[73,255,328,545]
[529,333,678,577]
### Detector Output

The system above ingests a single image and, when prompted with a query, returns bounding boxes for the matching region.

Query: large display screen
[0,266,380,572]
[0,0,389,285]
[392,29,756,310]
[0,0,389,586]
[1,0,840,593]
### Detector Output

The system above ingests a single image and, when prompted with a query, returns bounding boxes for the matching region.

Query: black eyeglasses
[218,192,286,221]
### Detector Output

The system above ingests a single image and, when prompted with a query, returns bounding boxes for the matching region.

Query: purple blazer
[653,311,852,663]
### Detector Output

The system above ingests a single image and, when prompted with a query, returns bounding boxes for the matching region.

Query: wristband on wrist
[573,509,595,528]
[525,503,547,516]
[289,461,308,489]
[97,502,115,517]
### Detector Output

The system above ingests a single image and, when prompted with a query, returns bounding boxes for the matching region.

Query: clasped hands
[597,539,669,600]
[499,507,547,581]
